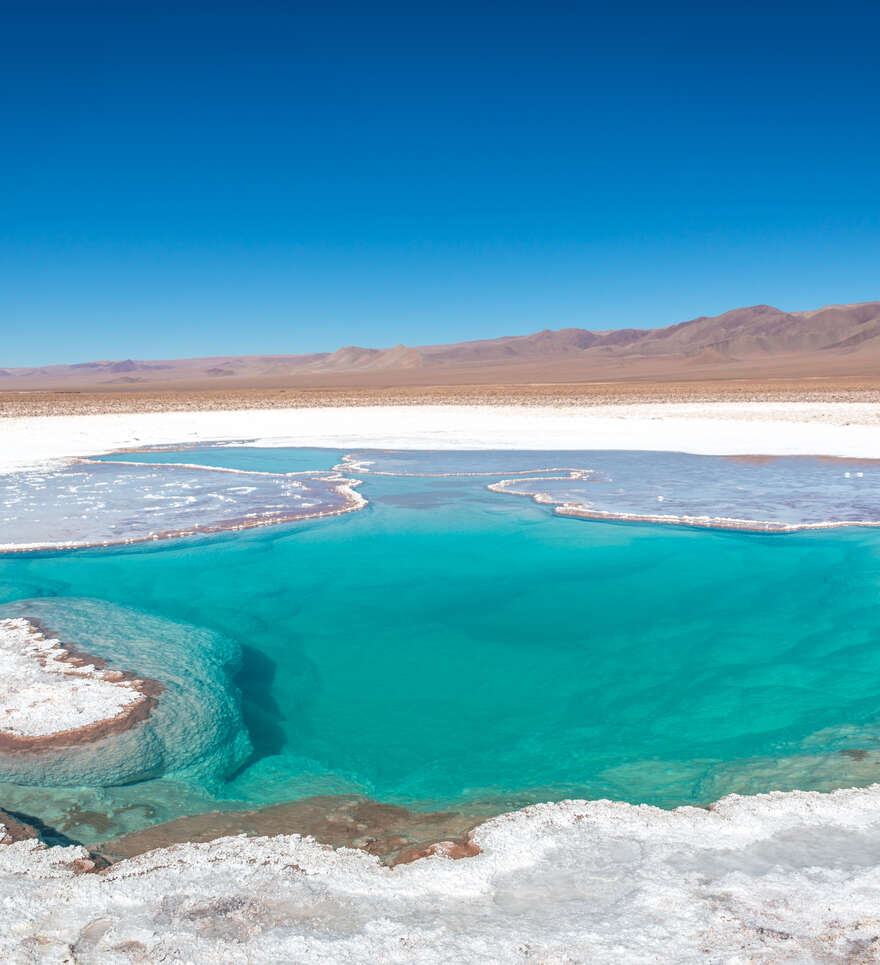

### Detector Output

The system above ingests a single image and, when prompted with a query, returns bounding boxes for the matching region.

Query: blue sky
[2,0,878,365]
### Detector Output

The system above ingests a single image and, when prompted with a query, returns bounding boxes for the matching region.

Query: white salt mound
[0,617,144,739]
[2,784,880,962]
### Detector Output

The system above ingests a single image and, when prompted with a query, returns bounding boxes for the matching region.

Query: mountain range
[3,300,879,390]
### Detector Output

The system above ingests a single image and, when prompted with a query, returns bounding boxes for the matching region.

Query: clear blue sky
[2,0,878,366]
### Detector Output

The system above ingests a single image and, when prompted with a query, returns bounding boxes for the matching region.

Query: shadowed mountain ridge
[3,300,879,389]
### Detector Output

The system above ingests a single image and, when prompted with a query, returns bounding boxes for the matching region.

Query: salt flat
[3,402,880,474]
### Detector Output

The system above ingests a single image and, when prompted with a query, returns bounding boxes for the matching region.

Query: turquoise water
[3,446,880,839]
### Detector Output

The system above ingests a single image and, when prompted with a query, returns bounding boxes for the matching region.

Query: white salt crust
[2,402,880,475]
[0,463,366,553]
[487,473,880,532]
[3,786,880,961]
[0,618,143,738]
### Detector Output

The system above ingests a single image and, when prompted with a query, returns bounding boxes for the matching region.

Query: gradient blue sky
[2,0,879,366]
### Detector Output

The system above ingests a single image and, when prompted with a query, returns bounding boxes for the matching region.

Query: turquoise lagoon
[2,446,880,842]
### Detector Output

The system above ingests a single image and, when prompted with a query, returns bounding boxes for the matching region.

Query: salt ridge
[488,472,880,532]
[0,462,366,552]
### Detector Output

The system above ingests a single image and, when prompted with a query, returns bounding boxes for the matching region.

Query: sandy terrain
[4,376,880,417]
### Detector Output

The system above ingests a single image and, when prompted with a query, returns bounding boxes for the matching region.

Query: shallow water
[2,446,880,843]
[0,455,360,550]
[341,448,880,529]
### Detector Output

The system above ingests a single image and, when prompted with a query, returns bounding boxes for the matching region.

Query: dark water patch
[233,646,287,770]
[4,808,86,849]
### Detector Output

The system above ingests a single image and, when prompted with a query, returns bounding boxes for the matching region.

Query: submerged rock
[100,794,482,867]
[0,598,251,787]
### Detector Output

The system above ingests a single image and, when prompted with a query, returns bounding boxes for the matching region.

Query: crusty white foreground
[3,786,880,963]
[3,402,880,963]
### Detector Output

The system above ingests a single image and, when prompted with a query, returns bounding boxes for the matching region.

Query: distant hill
[3,300,879,390]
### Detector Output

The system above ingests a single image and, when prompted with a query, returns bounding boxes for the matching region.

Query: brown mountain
[2,300,879,390]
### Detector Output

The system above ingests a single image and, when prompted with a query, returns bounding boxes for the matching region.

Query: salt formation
[0,617,158,749]
[4,402,880,478]
[338,448,880,531]
[3,784,880,961]
[487,452,880,530]
[0,460,365,551]
[0,599,251,786]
